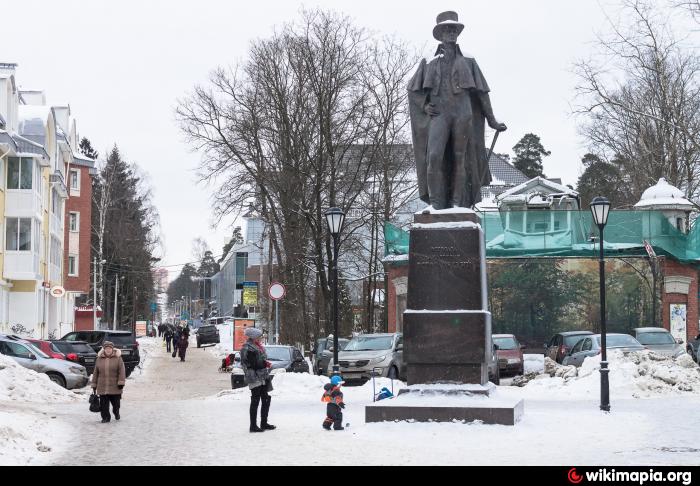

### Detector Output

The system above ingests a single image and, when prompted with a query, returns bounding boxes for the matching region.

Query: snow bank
[0,408,70,466]
[128,337,163,381]
[512,350,700,400]
[524,354,544,374]
[212,324,235,358]
[0,354,79,404]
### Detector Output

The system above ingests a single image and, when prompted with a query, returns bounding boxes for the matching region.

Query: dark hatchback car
[231,345,309,389]
[196,325,220,348]
[60,331,140,377]
[51,341,98,375]
[545,331,594,364]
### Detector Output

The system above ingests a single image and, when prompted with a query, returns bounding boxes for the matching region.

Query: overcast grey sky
[4,0,643,279]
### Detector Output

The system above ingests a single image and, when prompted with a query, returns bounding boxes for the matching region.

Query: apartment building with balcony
[0,63,85,339]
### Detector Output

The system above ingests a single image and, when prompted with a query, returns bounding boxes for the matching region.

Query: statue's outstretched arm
[477,92,507,132]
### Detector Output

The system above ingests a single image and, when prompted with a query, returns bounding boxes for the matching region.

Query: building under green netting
[384,209,700,347]
[386,210,700,263]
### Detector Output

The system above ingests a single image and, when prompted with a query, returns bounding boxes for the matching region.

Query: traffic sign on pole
[268,282,286,344]
[268,282,286,301]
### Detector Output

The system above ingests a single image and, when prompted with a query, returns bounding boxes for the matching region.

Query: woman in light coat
[91,341,126,423]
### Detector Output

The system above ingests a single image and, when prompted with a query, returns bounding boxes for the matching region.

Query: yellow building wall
[41,166,49,283]
[0,154,5,279]
[12,281,37,292]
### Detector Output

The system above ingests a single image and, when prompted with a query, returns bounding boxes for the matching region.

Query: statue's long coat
[408,44,492,207]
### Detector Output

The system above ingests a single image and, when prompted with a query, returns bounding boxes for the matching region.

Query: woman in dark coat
[177,332,189,362]
[240,327,275,433]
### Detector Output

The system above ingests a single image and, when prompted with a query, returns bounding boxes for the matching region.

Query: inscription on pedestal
[407,228,482,311]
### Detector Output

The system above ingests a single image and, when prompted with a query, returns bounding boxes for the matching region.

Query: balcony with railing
[50,212,63,237]
[4,251,41,281]
[5,190,42,219]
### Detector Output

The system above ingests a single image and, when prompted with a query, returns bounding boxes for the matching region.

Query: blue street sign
[151,303,158,313]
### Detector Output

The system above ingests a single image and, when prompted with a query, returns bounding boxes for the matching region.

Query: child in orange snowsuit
[322,376,345,431]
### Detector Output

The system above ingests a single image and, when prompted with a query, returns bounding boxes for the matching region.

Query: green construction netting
[385,210,700,263]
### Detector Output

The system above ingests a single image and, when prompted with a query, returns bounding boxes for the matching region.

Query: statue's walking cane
[486,129,501,164]
[479,129,503,190]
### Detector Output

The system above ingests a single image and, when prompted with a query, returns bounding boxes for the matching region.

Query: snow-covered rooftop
[634,178,694,210]
[497,177,578,201]
[18,105,50,137]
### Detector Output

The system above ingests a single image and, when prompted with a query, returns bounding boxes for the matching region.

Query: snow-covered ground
[6,340,700,465]
[0,354,81,465]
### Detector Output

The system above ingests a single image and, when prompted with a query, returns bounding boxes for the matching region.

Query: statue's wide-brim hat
[432,11,464,41]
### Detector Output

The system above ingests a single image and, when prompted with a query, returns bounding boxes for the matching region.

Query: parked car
[633,328,686,359]
[313,337,350,376]
[488,341,500,385]
[562,334,645,367]
[25,338,66,360]
[231,345,308,389]
[60,331,140,377]
[327,334,405,383]
[0,335,88,389]
[493,334,524,376]
[207,316,233,326]
[51,340,98,375]
[196,325,220,348]
[545,331,595,364]
[687,334,700,363]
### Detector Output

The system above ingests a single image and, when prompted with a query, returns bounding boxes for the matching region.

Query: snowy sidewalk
[37,340,700,465]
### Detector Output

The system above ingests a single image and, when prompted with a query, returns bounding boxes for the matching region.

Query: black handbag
[89,392,101,413]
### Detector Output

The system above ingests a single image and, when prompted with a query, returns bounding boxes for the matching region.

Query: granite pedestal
[366,208,523,425]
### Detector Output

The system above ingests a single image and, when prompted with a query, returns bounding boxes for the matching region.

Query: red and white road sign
[268,282,286,301]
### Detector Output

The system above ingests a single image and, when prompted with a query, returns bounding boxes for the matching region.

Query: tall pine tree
[92,146,159,328]
[512,133,551,179]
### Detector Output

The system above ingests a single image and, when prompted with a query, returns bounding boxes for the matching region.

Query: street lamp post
[325,207,345,378]
[591,196,611,412]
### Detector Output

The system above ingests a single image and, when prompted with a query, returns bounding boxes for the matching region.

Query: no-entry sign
[268,282,286,301]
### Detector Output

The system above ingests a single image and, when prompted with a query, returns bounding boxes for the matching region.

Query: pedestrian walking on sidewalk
[164,327,173,353]
[177,333,189,362]
[91,341,126,423]
[172,331,180,358]
[240,327,275,433]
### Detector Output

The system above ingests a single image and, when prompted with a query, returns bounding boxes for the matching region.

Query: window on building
[553,211,568,232]
[68,255,78,276]
[69,212,79,232]
[70,169,80,191]
[509,213,524,233]
[5,218,32,251]
[7,157,33,190]
[51,190,62,216]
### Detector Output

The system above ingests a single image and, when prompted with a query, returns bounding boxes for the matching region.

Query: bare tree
[177,9,417,342]
[573,0,700,201]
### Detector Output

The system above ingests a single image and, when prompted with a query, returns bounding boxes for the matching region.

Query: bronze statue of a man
[408,11,507,209]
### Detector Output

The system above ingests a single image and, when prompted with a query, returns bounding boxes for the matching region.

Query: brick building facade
[63,154,95,330]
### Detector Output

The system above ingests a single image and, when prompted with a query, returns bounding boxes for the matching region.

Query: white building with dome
[634,178,695,235]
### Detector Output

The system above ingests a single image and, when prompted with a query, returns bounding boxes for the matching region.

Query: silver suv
[0,335,89,389]
[328,333,405,382]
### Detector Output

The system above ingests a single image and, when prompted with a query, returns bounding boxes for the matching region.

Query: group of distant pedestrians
[162,324,190,362]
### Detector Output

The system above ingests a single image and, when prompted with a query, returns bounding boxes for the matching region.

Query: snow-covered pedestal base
[365,386,524,425]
